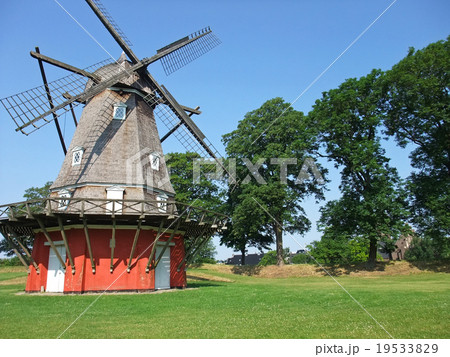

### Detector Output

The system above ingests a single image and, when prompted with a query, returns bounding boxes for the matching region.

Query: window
[58,189,71,210]
[156,194,168,213]
[106,186,124,214]
[113,102,127,120]
[72,147,84,166]
[150,152,160,171]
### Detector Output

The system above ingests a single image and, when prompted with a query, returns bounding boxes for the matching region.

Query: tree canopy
[382,37,450,258]
[308,70,410,266]
[221,97,325,265]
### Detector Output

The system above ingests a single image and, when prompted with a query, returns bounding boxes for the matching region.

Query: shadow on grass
[320,262,388,276]
[185,280,223,289]
[408,260,450,273]
[316,260,450,276]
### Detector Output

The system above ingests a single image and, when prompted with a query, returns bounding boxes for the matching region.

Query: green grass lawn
[0,265,448,339]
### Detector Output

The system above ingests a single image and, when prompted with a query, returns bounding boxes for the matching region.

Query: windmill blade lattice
[0,58,117,134]
[91,0,133,47]
[144,93,226,177]
[157,27,221,76]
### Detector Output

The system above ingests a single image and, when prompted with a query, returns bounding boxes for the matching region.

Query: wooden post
[110,216,116,273]
[83,218,95,273]
[34,47,67,155]
[35,217,66,271]
[57,216,75,274]
[127,218,142,273]
[145,221,164,273]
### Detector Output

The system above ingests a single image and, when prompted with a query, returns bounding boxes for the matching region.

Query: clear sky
[0,0,449,260]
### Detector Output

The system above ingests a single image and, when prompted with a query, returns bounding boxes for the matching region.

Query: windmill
[0,0,228,293]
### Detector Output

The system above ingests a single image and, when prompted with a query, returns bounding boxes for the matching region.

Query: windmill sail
[89,0,133,47]
[157,27,221,75]
[0,58,115,134]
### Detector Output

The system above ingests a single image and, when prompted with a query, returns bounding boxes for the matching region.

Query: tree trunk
[275,223,284,266]
[367,238,378,268]
[240,247,246,266]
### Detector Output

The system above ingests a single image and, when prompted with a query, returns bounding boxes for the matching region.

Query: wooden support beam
[7,227,39,274]
[57,216,75,275]
[110,217,116,273]
[145,220,164,273]
[153,219,181,270]
[45,199,54,216]
[177,227,209,271]
[0,231,30,271]
[35,217,66,271]
[177,235,202,272]
[83,218,95,273]
[184,236,212,269]
[30,50,100,82]
[181,105,201,116]
[161,106,199,143]
[34,47,67,155]
[127,218,142,273]
[68,103,78,127]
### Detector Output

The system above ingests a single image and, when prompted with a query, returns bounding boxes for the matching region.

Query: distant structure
[379,235,413,261]
[226,253,264,266]
[0,0,227,293]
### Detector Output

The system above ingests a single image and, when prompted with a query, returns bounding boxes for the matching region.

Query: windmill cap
[118,52,127,63]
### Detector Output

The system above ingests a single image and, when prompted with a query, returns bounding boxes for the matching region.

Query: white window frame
[72,147,84,166]
[150,152,160,171]
[113,102,127,120]
[106,186,124,214]
[58,189,71,210]
[156,194,168,213]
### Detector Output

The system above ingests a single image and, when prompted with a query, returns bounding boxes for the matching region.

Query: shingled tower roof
[51,55,175,202]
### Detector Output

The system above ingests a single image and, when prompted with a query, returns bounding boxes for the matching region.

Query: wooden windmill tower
[0,0,227,293]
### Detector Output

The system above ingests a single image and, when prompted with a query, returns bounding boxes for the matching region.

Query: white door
[46,245,66,292]
[155,246,170,290]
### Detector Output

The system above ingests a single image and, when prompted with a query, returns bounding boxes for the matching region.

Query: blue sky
[0,0,448,260]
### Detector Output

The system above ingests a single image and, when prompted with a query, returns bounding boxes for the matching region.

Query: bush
[291,253,313,264]
[405,237,437,261]
[196,257,216,264]
[258,251,277,266]
[308,237,369,265]
[0,256,24,267]
[258,248,290,266]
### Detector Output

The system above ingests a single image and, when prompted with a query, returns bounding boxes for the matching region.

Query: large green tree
[222,98,325,265]
[382,37,450,258]
[309,70,410,266]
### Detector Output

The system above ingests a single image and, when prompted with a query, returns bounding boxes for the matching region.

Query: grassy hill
[0,263,448,338]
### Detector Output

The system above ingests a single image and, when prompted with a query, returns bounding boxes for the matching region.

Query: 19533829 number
[376,343,439,354]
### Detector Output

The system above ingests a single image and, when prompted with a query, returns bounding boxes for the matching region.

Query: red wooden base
[25,226,186,293]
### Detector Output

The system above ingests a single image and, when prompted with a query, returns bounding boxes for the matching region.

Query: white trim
[72,147,84,166]
[156,242,175,247]
[156,193,168,213]
[106,186,125,213]
[44,240,65,246]
[58,189,72,210]
[50,182,174,198]
[113,102,127,120]
[150,152,160,171]
[34,224,185,235]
